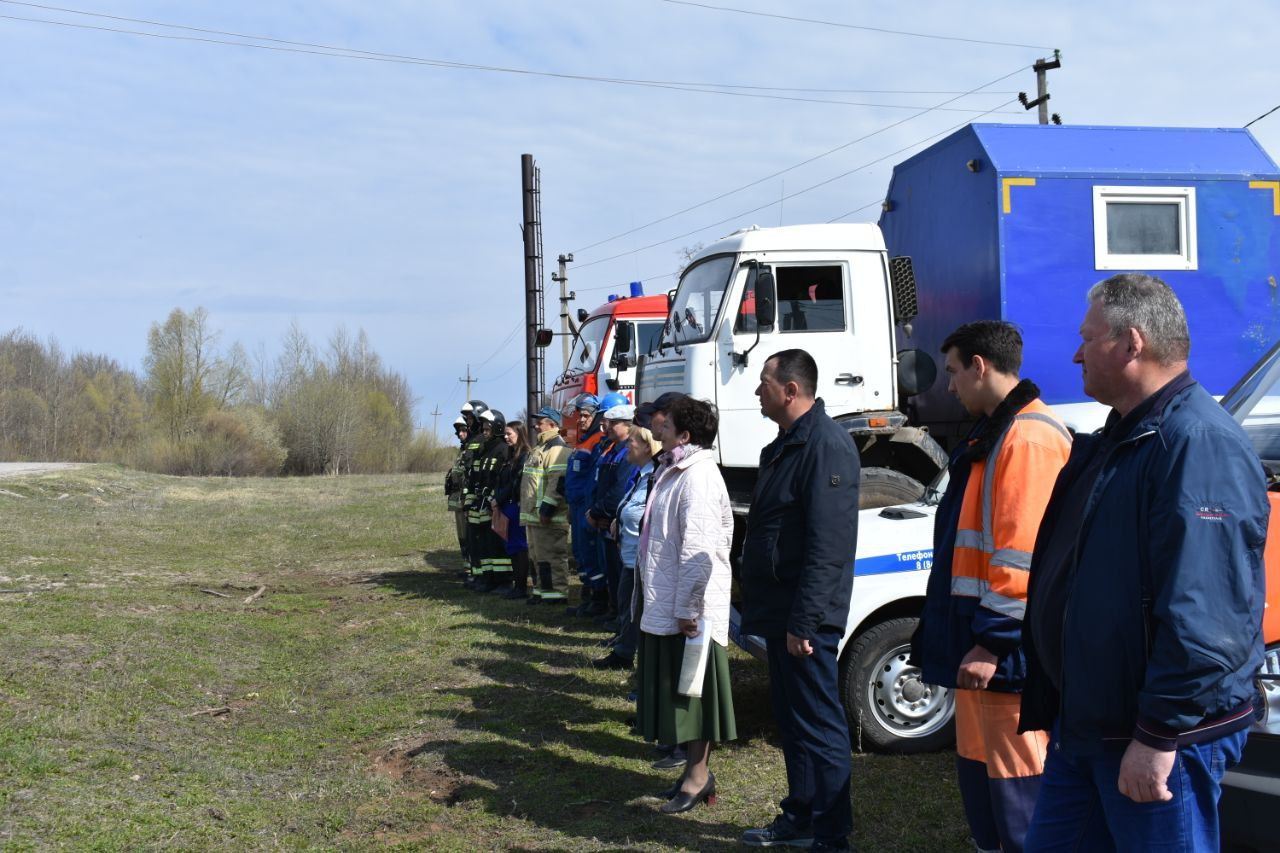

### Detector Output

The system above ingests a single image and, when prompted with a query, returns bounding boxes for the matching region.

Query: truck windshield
[566,316,608,374]
[664,255,735,346]
[1223,340,1280,467]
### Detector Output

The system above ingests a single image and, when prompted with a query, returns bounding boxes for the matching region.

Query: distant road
[0,463,84,479]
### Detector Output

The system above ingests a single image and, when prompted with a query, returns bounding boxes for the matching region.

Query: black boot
[503,553,530,600]
[527,563,552,605]
[581,585,609,618]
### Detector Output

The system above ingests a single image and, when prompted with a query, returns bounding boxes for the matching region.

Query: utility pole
[1018,50,1062,125]
[429,405,442,437]
[458,363,476,402]
[521,154,546,419]
[551,253,574,367]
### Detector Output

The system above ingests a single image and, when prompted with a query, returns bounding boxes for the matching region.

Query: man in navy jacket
[739,349,861,853]
[1020,274,1268,851]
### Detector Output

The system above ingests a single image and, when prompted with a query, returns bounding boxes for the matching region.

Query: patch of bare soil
[371,736,465,805]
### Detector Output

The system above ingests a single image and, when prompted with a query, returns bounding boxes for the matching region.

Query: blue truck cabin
[879,123,1280,439]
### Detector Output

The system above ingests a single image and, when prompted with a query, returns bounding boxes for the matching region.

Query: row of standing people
[441,368,861,848]
[438,272,1267,853]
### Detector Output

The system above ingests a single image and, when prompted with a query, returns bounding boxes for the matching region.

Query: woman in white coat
[635,396,737,814]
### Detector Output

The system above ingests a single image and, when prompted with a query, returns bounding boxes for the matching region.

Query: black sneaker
[740,815,814,848]
[651,749,687,770]
[590,652,633,671]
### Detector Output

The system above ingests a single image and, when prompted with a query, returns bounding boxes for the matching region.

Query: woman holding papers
[635,396,737,814]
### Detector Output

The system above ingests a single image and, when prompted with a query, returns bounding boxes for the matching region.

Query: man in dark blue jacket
[1020,274,1268,852]
[587,402,639,629]
[739,349,861,853]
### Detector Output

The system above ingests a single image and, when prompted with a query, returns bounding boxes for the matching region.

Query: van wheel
[859,467,925,510]
[839,616,954,754]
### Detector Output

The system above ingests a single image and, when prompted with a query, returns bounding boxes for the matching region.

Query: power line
[823,96,1022,223]
[486,353,527,382]
[473,319,523,369]
[1245,103,1280,128]
[572,98,1019,272]
[571,65,1028,260]
[0,3,1021,113]
[825,197,889,224]
[576,269,681,296]
[660,0,1055,51]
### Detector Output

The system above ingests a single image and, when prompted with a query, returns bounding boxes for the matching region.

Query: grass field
[0,466,970,851]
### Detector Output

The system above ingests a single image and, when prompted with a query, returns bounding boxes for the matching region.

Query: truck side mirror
[610,320,634,369]
[577,308,589,323]
[534,328,554,348]
[889,256,919,329]
[755,268,777,328]
[897,348,937,397]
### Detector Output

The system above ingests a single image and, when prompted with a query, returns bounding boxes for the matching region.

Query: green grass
[0,465,970,850]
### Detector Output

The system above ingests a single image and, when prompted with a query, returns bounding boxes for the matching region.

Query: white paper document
[676,618,710,698]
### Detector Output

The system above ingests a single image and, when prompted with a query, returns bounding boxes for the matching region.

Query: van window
[776,265,845,332]
[1092,186,1198,271]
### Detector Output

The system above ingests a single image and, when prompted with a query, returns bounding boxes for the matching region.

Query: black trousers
[765,627,852,846]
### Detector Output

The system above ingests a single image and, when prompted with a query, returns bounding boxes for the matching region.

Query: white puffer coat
[635,446,734,644]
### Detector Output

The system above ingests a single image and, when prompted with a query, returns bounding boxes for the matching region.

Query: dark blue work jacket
[1021,376,1268,754]
[739,400,861,640]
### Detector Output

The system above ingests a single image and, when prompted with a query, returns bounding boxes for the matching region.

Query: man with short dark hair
[912,320,1070,853]
[1020,274,1267,851]
[740,349,860,853]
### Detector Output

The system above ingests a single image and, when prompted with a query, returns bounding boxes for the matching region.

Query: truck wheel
[839,616,954,754]
[859,467,925,509]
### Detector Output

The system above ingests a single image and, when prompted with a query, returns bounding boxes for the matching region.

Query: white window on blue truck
[1092,185,1198,271]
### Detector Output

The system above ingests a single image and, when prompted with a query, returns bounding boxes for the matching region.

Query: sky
[4,0,1278,435]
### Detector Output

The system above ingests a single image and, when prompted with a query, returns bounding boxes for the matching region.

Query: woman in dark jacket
[490,419,532,600]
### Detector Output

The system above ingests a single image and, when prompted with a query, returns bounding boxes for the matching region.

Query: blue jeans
[1024,727,1247,852]
[766,628,852,846]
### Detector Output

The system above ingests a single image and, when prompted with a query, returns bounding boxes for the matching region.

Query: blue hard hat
[597,391,629,412]
[571,392,600,413]
[534,405,562,426]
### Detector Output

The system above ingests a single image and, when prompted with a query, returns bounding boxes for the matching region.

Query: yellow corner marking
[1002,177,1037,214]
[1249,180,1280,216]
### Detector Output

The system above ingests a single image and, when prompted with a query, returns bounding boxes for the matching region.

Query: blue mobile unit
[880,123,1280,433]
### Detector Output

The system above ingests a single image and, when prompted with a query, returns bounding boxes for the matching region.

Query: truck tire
[858,466,925,510]
[838,616,954,754]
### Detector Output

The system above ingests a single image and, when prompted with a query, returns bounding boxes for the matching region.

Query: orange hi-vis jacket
[914,381,1072,693]
[951,396,1071,624]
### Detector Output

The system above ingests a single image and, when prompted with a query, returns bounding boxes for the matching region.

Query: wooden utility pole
[458,364,476,402]
[429,405,442,437]
[1018,50,1062,125]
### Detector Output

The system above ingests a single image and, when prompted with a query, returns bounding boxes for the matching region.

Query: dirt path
[0,462,84,479]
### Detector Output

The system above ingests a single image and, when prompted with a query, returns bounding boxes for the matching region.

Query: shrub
[404,430,458,473]
[130,408,286,476]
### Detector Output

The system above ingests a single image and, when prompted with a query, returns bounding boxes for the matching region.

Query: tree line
[0,308,454,476]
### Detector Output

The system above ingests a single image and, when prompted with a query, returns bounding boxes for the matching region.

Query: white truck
[637,223,1104,753]
[637,223,948,509]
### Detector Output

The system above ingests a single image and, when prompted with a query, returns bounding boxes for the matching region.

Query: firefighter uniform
[521,410,572,601]
[469,410,512,591]
[444,416,470,566]
[456,401,489,574]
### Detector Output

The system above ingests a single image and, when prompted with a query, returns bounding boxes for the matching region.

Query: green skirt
[636,631,738,745]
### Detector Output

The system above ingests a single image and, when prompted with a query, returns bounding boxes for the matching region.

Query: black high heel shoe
[660,772,716,814]
[654,773,686,800]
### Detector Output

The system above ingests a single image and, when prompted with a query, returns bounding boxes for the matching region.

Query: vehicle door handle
[835,373,863,386]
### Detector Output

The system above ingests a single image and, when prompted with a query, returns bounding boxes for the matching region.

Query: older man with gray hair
[1019,273,1268,851]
